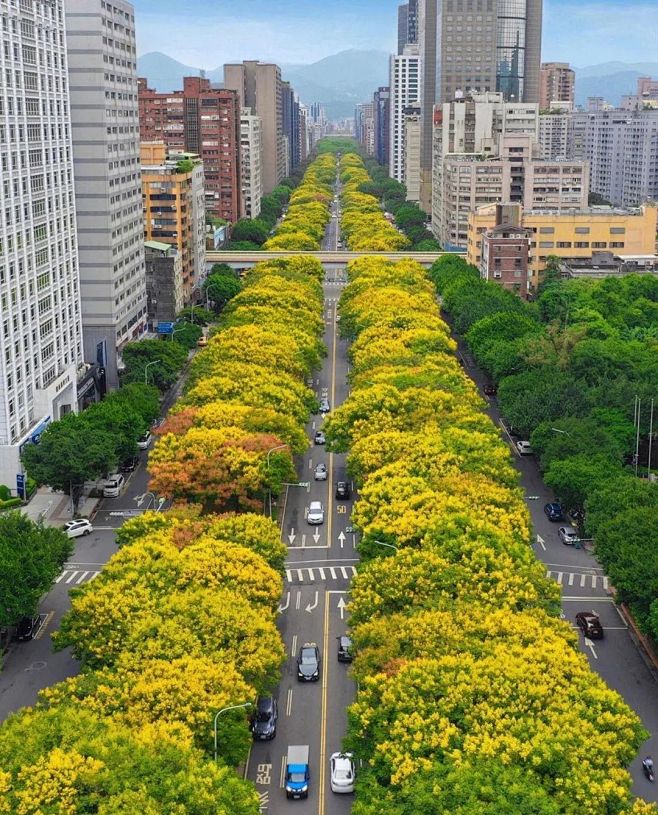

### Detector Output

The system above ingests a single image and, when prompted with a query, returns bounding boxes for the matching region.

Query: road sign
[297,481,310,488]
[157,321,174,334]
[16,473,26,500]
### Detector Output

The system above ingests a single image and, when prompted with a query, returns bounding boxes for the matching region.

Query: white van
[103,473,125,498]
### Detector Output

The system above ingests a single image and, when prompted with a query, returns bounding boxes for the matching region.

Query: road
[247,194,357,815]
[456,338,658,801]
[0,448,158,720]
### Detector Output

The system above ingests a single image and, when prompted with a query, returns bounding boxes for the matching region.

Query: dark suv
[335,481,351,500]
[15,615,40,641]
[251,696,278,740]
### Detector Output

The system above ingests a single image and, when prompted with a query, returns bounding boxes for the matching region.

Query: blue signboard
[157,322,174,335]
[16,473,26,500]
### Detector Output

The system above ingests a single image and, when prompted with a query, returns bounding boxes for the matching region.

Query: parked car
[119,456,139,473]
[307,501,325,524]
[297,643,321,681]
[558,525,580,545]
[314,430,326,445]
[516,440,533,455]
[314,463,328,481]
[64,519,93,539]
[544,502,564,522]
[15,615,40,641]
[330,752,355,794]
[137,432,152,450]
[103,473,125,498]
[319,398,330,414]
[335,481,350,500]
[575,611,604,639]
[483,384,497,396]
[251,696,278,741]
[337,635,353,662]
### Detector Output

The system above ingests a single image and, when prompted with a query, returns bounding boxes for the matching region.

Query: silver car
[330,752,355,794]
[319,398,330,414]
[559,525,580,545]
[314,463,328,481]
[307,501,324,524]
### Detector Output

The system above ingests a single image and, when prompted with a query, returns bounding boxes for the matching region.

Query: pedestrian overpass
[205,250,450,269]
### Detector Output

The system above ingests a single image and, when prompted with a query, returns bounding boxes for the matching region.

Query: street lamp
[550,428,571,436]
[213,702,253,762]
[373,539,398,552]
[266,444,290,519]
[144,360,161,385]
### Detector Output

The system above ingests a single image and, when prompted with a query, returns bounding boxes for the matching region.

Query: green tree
[0,513,72,625]
[543,453,615,511]
[230,218,269,245]
[497,369,585,437]
[22,413,117,510]
[82,397,144,463]
[172,320,203,350]
[177,305,216,326]
[204,272,242,310]
[108,383,160,427]
[121,339,188,391]
[394,203,427,230]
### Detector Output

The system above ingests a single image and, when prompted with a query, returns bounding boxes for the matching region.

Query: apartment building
[240,109,263,219]
[540,62,575,109]
[389,45,421,183]
[404,114,422,201]
[138,77,242,224]
[539,104,573,160]
[0,0,84,487]
[355,102,375,156]
[224,61,285,195]
[140,142,205,303]
[467,202,658,287]
[66,0,147,389]
[144,240,183,327]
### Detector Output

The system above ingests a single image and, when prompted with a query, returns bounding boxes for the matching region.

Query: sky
[131,0,658,69]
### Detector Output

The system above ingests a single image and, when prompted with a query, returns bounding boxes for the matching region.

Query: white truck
[285,745,310,799]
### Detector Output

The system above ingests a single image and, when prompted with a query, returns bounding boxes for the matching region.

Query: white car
[307,501,324,524]
[559,525,580,545]
[516,440,533,455]
[137,432,152,450]
[64,519,93,539]
[103,473,125,498]
[314,463,328,481]
[319,399,330,414]
[330,752,355,794]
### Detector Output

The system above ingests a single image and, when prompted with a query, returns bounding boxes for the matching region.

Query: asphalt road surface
[246,258,356,815]
[455,338,658,802]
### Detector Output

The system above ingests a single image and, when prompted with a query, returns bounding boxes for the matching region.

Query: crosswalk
[55,566,101,586]
[547,569,609,590]
[286,565,357,583]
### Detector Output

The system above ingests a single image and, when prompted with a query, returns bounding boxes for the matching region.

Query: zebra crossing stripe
[285,566,357,583]
[547,570,609,590]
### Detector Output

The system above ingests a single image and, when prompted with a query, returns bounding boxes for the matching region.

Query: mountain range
[137,50,390,120]
[136,51,658,120]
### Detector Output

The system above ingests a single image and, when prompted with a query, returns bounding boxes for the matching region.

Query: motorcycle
[642,760,654,782]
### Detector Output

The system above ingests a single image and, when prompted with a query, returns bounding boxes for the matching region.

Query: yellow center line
[319,589,330,815]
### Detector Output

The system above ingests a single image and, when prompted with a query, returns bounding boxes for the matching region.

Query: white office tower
[389,45,421,184]
[65,0,147,387]
[0,0,83,488]
[240,109,263,219]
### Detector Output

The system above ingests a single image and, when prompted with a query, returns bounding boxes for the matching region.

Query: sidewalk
[21,487,101,528]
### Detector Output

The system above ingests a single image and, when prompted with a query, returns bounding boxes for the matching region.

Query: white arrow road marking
[305,591,319,613]
[313,530,320,543]
[278,592,290,613]
[288,528,296,545]
[536,534,545,550]
[337,597,347,620]
[338,531,346,548]
[585,640,598,660]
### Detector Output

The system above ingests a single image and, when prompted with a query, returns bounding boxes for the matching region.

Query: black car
[335,481,351,500]
[297,643,321,681]
[337,635,353,663]
[544,502,564,522]
[15,615,40,641]
[119,456,139,473]
[575,611,604,640]
[251,695,278,740]
[483,384,497,396]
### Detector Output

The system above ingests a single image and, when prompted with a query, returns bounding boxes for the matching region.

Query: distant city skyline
[131,0,658,69]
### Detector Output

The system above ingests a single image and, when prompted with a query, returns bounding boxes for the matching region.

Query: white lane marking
[280,756,286,788]
[568,572,575,586]
[291,635,297,657]
[295,591,302,611]
[65,571,80,584]
[286,688,293,717]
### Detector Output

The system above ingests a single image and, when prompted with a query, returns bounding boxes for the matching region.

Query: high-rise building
[240,110,263,219]
[404,114,422,201]
[66,0,147,389]
[431,93,587,251]
[138,77,242,224]
[374,86,391,167]
[140,143,205,303]
[538,103,573,160]
[224,61,285,195]
[540,62,575,109]
[144,241,184,328]
[397,0,418,53]
[355,102,375,155]
[0,0,84,487]
[389,46,421,183]
[281,81,301,174]
[418,0,543,210]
